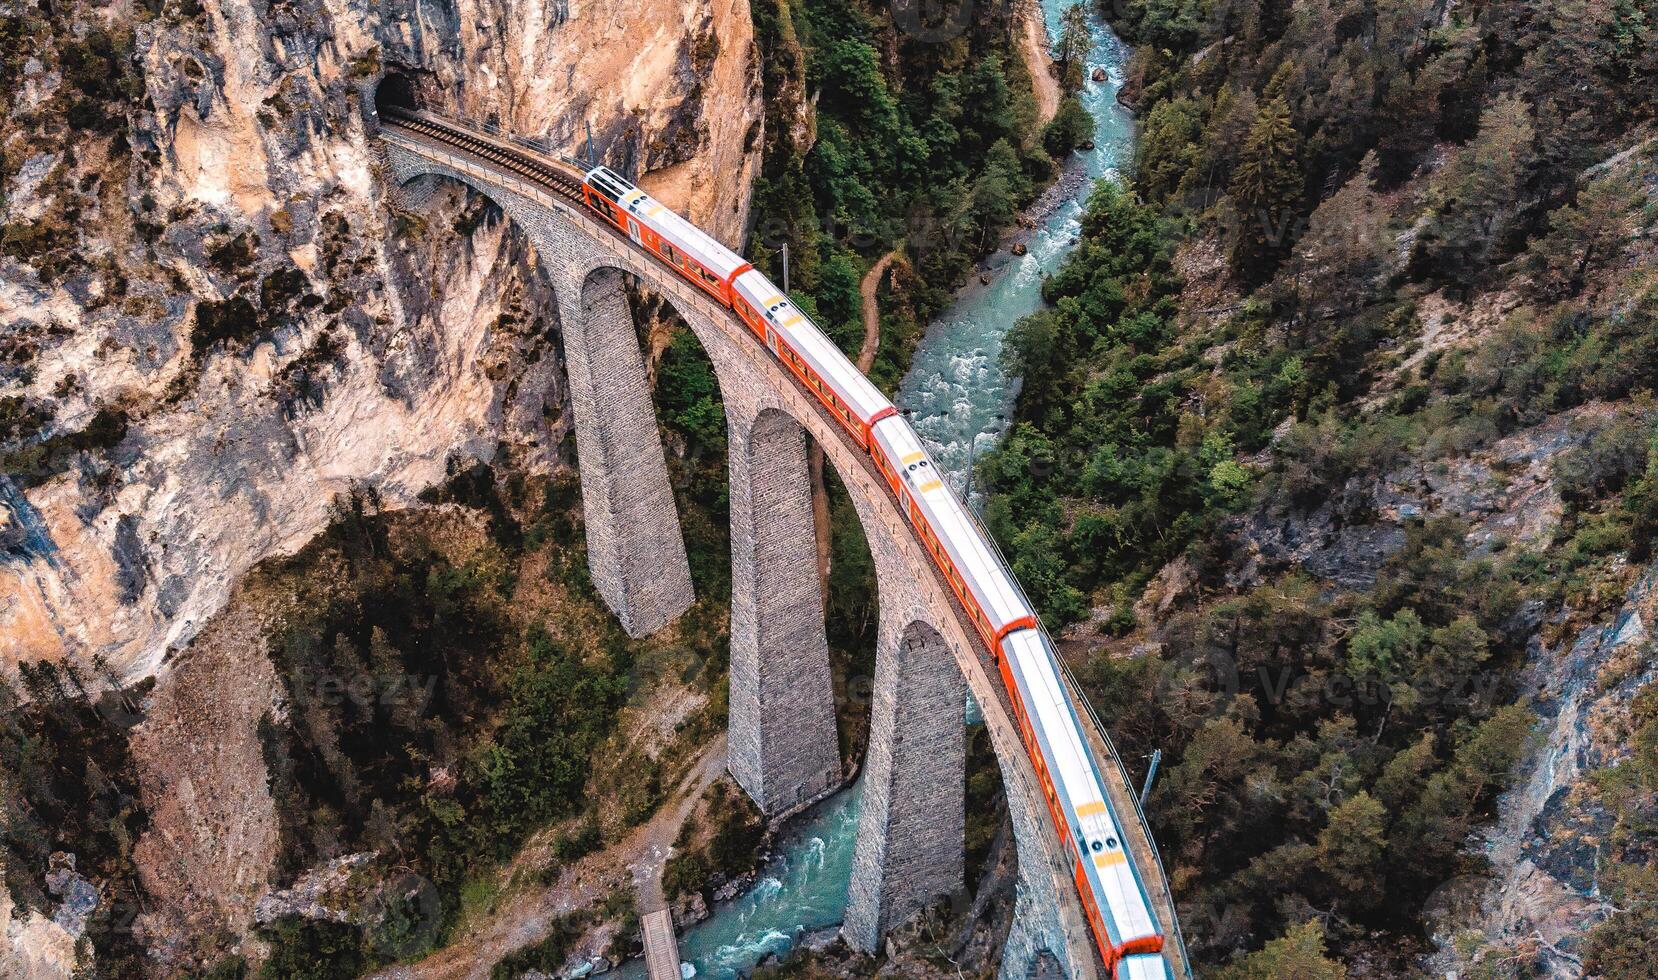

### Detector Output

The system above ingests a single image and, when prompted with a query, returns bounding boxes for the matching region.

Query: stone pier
[551,266,695,637]
[1001,884,1072,980]
[724,406,841,814]
[843,618,967,950]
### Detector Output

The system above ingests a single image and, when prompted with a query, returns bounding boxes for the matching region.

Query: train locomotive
[578,162,1171,980]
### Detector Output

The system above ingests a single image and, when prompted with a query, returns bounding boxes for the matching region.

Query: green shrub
[256,919,365,980]
[192,296,262,351]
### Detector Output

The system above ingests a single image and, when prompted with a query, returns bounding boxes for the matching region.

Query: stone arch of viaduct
[380,134,1099,980]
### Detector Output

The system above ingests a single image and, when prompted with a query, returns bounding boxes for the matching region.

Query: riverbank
[899,1,1134,493]
[1019,0,1062,125]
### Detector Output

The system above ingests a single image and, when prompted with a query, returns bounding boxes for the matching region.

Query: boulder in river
[1011,242,1027,256]
[1092,65,1108,82]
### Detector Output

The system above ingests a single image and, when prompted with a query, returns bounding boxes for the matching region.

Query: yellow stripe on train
[1076,801,1107,817]
[1094,851,1128,869]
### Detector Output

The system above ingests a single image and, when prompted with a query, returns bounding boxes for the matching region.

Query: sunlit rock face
[0,0,761,681]
[386,0,761,247]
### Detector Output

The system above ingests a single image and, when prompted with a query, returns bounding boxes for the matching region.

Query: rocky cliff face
[0,0,762,684]
[384,0,761,245]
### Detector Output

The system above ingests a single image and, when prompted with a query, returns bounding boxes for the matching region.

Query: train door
[625,217,642,246]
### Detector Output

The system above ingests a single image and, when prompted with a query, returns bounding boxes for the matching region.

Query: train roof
[587,166,748,280]
[1004,630,1159,947]
[733,270,893,423]
[870,416,1032,631]
[1121,955,1173,980]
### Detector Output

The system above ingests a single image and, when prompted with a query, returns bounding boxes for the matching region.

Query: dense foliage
[1080,522,1537,962]
[748,0,1080,385]
[982,182,1245,625]
[980,0,1658,968]
[254,480,641,960]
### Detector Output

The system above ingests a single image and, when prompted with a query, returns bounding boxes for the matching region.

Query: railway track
[380,107,588,206]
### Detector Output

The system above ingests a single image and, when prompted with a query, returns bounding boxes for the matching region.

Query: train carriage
[869,416,1034,652]
[1002,631,1165,974]
[731,270,893,447]
[583,166,751,303]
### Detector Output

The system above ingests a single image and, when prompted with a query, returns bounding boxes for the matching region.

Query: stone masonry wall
[725,405,842,814]
[843,618,967,950]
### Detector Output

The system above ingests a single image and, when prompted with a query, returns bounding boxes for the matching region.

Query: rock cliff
[0,0,762,684]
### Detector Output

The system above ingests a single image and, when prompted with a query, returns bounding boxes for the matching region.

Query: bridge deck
[641,908,681,980]
[377,111,1191,980]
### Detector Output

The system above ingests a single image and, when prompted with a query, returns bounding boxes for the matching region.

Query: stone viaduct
[375,106,1187,980]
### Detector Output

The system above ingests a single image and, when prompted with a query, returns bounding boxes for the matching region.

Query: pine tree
[1291,154,1390,318]
[1043,95,1097,157]
[1229,97,1303,282]
[1214,920,1347,979]
[1531,171,1642,295]
[1411,94,1535,281]
[1054,4,1092,92]
[1315,791,1387,899]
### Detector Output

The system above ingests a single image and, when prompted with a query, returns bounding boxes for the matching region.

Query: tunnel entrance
[374,71,418,116]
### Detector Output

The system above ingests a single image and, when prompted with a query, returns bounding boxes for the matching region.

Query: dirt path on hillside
[810,250,903,585]
[632,739,728,913]
[373,736,728,980]
[1021,0,1061,125]
[858,251,900,373]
